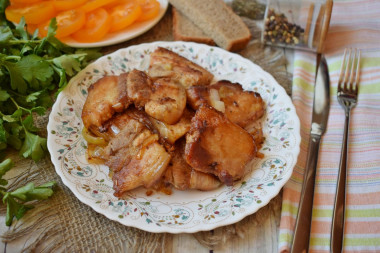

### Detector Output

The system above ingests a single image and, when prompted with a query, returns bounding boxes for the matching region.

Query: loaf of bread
[169,0,251,51]
[172,8,215,46]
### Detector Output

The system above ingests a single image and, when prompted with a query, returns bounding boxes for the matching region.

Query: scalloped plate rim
[47,41,300,233]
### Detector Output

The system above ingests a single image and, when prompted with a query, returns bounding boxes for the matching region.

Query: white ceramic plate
[61,0,168,48]
[47,41,300,233]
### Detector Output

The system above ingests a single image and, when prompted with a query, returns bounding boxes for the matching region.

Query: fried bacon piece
[82,73,130,132]
[148,47,214,88]
[145,78,187,124]
[100,111,170,197]
[126,69,187,125]
[126,69,153,109]
[165,140,221,191]
[187,80,265,128]
[185,105,256,186]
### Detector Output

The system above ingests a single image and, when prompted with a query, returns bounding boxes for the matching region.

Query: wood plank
[171,233,209,252]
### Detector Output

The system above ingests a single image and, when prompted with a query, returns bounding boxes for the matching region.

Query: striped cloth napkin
[279,0,380,252]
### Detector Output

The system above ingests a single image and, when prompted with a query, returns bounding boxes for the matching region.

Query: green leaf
[10,181,56,201]
[0,89,10,102]
[0,118,6,143]
[36,91,53,108]
[0,158,13,185]
[0,0,10,13]
[7,134,22,150]
[52,65,67,92]
[10,182,34,201]
[22,114,38,132]
[2,114,18,123]
[4,193,20,226]
[12,108,22,118]
[3,193,33,226]
[27,187,54,200]
[53,54,85,76]
[0,26,13,46]
[46,18,57,39]
[15,204,33,220]
[25,90,43,103]
[31,106,46,116]
[16,54,54,85]
[38,181,57,188]
[19,130,47,162]
[1,61,28,94]
[14,17,28,40]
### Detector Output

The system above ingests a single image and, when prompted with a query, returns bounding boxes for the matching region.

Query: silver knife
[290,55,330,253]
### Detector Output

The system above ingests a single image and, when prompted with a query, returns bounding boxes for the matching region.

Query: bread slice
[169,0,251,51]
[172,8,215,46]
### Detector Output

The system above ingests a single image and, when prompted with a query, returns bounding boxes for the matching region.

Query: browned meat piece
[186,85,210,109]
[165,140,221,191]
[82,73,130,131]
[185,105,256,186]
[99,111,170,197]
[186,80,265,128]
[215,81,265,127]
[149,108,193,144]
[112,142,171,197]
[148,47,214,88]
[126,70,187,125]
[126,69,153,109]
[145,78,187,124]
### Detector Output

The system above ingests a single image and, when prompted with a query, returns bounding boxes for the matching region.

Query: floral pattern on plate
[47,41,300,233]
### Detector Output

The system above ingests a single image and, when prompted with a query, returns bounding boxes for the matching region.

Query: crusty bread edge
[172,8,216,46]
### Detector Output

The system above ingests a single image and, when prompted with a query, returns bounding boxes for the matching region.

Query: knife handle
[291,134,321,253]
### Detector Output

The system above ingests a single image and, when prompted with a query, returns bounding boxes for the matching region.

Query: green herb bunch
[0,0,100,161]
[0,0,101,226]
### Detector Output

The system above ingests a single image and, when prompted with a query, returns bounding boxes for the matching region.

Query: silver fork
[331,48,361,253]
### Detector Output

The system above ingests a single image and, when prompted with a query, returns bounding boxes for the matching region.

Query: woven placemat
[1,8,291,253]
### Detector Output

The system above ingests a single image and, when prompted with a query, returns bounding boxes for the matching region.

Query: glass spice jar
[262,0,333,52]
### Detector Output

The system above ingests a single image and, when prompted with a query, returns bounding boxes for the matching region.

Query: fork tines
[338,48,361,93]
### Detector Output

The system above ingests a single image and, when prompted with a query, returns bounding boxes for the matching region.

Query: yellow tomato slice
[71,8,111,43]
[52,0,87,11]
[10,0,42,4]
[5,1,56,24]
[136,0,160,22]
[109,2,142,32]
[103,0,134,9]
[79,0,118,13]
[39,9,86,38]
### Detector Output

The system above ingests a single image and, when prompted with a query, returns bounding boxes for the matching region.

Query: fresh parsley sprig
[0,158,56,226]
[0,0,101,161]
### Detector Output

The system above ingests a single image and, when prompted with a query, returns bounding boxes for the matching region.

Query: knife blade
[290,55,330,253]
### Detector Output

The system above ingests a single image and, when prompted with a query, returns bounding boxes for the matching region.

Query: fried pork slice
[82,73,130,131]
[149,108,193,144]
[148,47,214,88]
[186,80,265,128]
[145,78,187,124]
[165,140,221,191]
[100,111,171,197]
[185,105,256,186]
[126,69,153,109]
[112,142,171,197]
